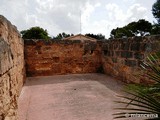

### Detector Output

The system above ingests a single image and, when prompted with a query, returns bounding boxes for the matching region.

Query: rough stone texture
[24,35,160,84]
[24,40,102,76]
[0,15,25,120]
[101,36,160,83]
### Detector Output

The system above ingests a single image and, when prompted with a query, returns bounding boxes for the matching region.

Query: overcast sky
[0,0,156,38]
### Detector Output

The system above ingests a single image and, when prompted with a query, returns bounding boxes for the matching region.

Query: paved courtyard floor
[18,73,125,120]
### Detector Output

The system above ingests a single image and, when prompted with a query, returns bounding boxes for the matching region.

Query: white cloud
[127,4,148,21]
[25,14,38,26]
[122,0,135,3]
[93,3,148,38]
[106,3,126,21]
[105,3,148,23]
[0,0,155,38]
[95,3,101,7]
[81,2,149,38]
[81,2,95,26]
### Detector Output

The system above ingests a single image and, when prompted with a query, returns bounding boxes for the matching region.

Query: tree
[21,27,50,39]
[54,32,73,40]
[85,33,105,40]
[110,19,152,39]
[110,26,134,39]
[151,24,160,35]
[134,19,152,36]
[151,0,160,35]
[152,0,160,24]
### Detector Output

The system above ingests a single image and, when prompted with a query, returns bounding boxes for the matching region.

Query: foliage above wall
[54,32,74,40]
[152,0,160,24]
[152,0,160,35]
[85,33,105,40]
[110,0,160,39]
[21,27,51,40]
[110,19,152,39]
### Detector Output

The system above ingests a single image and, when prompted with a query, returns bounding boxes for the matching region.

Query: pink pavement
[18,74,124,120]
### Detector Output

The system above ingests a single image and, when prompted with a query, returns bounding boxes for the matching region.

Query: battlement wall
[24,40,102,76]
[101,35,160,83]
[24,35,160,83]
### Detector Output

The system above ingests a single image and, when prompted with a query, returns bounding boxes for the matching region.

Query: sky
[0,0,157,38]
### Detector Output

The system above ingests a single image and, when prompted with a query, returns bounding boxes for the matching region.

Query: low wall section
[101,36,160,83]
[24,40,102,76]
[24,34,160,84]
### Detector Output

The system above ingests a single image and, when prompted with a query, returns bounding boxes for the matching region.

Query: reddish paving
[18,74,124,120]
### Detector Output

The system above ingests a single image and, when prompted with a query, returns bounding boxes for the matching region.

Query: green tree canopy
[85,33,105,40]
[152,0,160,24]
[21,27,50,39]
[110,19,152,39]
[134,19,152,36]
[54,32,74,40]
[151,0,160,35]
[151,24,160,35]
[110,26,134,39]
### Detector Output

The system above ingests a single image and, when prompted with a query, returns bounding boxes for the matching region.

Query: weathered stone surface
[125,60,137,67]
[121,51,133,58]
[131,42,141,51]
[102,35,160,84]
[24,40,102,76]
[121,42,130,50]
[0,15,160,120]
[0,15,25,120]
[134,52,144,60]
[0,38,13,75]
[144,43,152,52]
[24,35,160,84]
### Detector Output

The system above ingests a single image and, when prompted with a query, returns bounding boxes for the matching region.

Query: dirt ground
[18,73,125,120]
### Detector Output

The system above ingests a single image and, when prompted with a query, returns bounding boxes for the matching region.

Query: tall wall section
[24,40,102,76]
[101,36,160,83]
[0,15,25,120]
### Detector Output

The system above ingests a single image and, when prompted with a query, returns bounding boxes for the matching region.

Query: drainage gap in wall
[90,50,94,55]
[96,65,104,73]
[103,50,108,56]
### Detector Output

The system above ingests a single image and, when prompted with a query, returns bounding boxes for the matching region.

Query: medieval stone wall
[0,14,160,120]
[24,40,102,76]
[24,36,160,83]
[101,36,160,83]
[0,15,25,120]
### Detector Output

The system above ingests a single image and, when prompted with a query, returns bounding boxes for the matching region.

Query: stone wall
[24,40,102,76]
[24,36,160,83]
[101,36,160,83]
[0,15,25,120]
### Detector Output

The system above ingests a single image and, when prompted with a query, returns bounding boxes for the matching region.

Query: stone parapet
[24,35,160,84]
[24,39,102,76]
[101,36,160,83]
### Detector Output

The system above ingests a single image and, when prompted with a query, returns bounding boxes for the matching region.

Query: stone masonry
[24,36,160,84]
[24,40,102,76]
[0,15,160,120]
[0,15,25,120]
[101,36,160,83]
